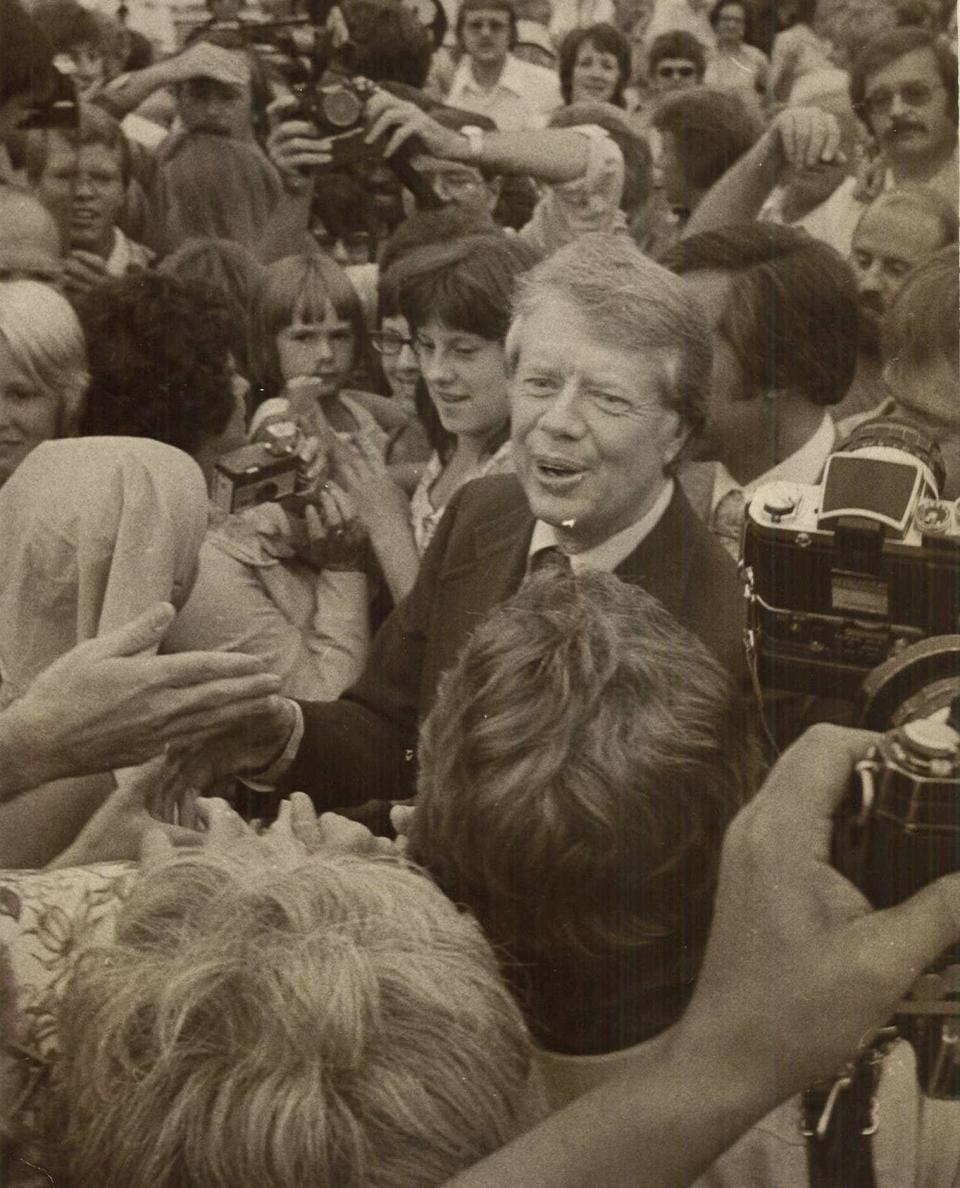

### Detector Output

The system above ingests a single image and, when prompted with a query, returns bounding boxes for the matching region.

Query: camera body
[833,709,960,1097]
[211,421,304,513]
[742,420,957,699]
[290,74,377,167]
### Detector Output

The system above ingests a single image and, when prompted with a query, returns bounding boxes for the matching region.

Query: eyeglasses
[370,329,415,356]
[464,16,510,32]
[656,64,696,80]
[864,80,945,116]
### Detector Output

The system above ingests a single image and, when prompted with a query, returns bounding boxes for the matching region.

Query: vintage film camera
[832,639,960,1098]
[211,420,306,513]
[213,4,439,204]
[742,419,957,699]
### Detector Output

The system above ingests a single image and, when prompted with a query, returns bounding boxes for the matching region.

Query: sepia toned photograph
[0,0,958,1181]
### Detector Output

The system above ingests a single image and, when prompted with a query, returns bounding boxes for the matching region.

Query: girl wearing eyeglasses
[332,235,539,602]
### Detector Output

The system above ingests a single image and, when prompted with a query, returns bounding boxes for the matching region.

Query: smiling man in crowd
[197,233,747,812]
[25,102,151,296]
[445,0,562,129]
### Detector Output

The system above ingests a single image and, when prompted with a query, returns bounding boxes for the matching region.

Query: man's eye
[521,375,556,393]
[594,391,631,413]
[330,329,353,342]
[453,345,479,359]
[885,261,911,279]
[6,387,37,402]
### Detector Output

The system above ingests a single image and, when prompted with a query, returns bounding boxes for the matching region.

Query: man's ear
[484,175,502,212]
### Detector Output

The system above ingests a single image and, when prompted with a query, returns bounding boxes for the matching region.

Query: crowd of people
[0,0,958,1182]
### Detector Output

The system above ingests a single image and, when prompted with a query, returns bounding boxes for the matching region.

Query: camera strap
[801,1048,884,1188]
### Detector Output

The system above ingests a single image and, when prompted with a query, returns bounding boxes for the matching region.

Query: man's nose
[537,379,585,437]
[888,89,908,117]
[73,173,95,197]
[330,239,350,266]
[857,260,883,293]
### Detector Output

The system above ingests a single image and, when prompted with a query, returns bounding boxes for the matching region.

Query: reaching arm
[98,40,252,120]
[364,88,592,182]
[683,105,846,238]
[0,604,279,800]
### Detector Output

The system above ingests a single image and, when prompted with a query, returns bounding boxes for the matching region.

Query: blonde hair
[48,847,533,1187]
[0,281,88,434]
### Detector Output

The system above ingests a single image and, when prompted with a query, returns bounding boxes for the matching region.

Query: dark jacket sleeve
[282,482,469,811]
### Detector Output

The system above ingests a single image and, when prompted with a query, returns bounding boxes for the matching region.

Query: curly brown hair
[76,273,236,457]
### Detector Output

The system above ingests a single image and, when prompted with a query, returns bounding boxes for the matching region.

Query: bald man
[0,186,63,284]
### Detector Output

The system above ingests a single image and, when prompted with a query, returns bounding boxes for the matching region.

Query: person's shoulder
[444,472,527,529]
[503,54,562,96]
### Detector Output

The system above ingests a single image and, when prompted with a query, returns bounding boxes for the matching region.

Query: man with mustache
[682,28,957,260]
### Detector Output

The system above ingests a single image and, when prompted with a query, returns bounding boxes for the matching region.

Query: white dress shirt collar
[528,478,675,573]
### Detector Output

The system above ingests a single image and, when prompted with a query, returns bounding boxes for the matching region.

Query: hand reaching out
[2,603,282,796]
[330,434,411,543]
[47,751,200,869]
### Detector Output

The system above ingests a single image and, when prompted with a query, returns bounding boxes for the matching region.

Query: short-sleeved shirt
[446,53,563,129]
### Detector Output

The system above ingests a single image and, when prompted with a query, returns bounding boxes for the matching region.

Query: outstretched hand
[3,603,281,795]
[47,751,200,869]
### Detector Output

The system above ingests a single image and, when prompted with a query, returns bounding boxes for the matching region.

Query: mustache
[885,119,927,138]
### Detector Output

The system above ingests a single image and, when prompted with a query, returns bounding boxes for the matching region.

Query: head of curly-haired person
[43,844,534,1188]
[76,274,247,482]
[662,223,860,485]
[409,570,753,1063]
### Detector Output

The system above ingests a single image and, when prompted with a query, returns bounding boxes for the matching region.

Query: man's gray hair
[505,233,713,437]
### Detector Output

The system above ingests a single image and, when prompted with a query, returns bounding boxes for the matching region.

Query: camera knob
[901,719,960,759]
[762,483,799,521]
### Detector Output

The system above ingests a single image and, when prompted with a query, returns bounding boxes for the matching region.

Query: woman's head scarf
[0,436,208,706]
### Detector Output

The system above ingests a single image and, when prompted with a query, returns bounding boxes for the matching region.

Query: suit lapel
[424,494,534,700]
[614,488,691,617]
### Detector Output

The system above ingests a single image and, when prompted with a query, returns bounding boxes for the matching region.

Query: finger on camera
[318,487,346,528]
[304,502,327,543]
[383,124,419,158]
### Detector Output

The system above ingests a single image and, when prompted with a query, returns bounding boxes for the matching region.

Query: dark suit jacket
[286,474,747,809]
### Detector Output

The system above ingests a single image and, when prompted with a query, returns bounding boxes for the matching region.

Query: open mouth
[534,456,587,485]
